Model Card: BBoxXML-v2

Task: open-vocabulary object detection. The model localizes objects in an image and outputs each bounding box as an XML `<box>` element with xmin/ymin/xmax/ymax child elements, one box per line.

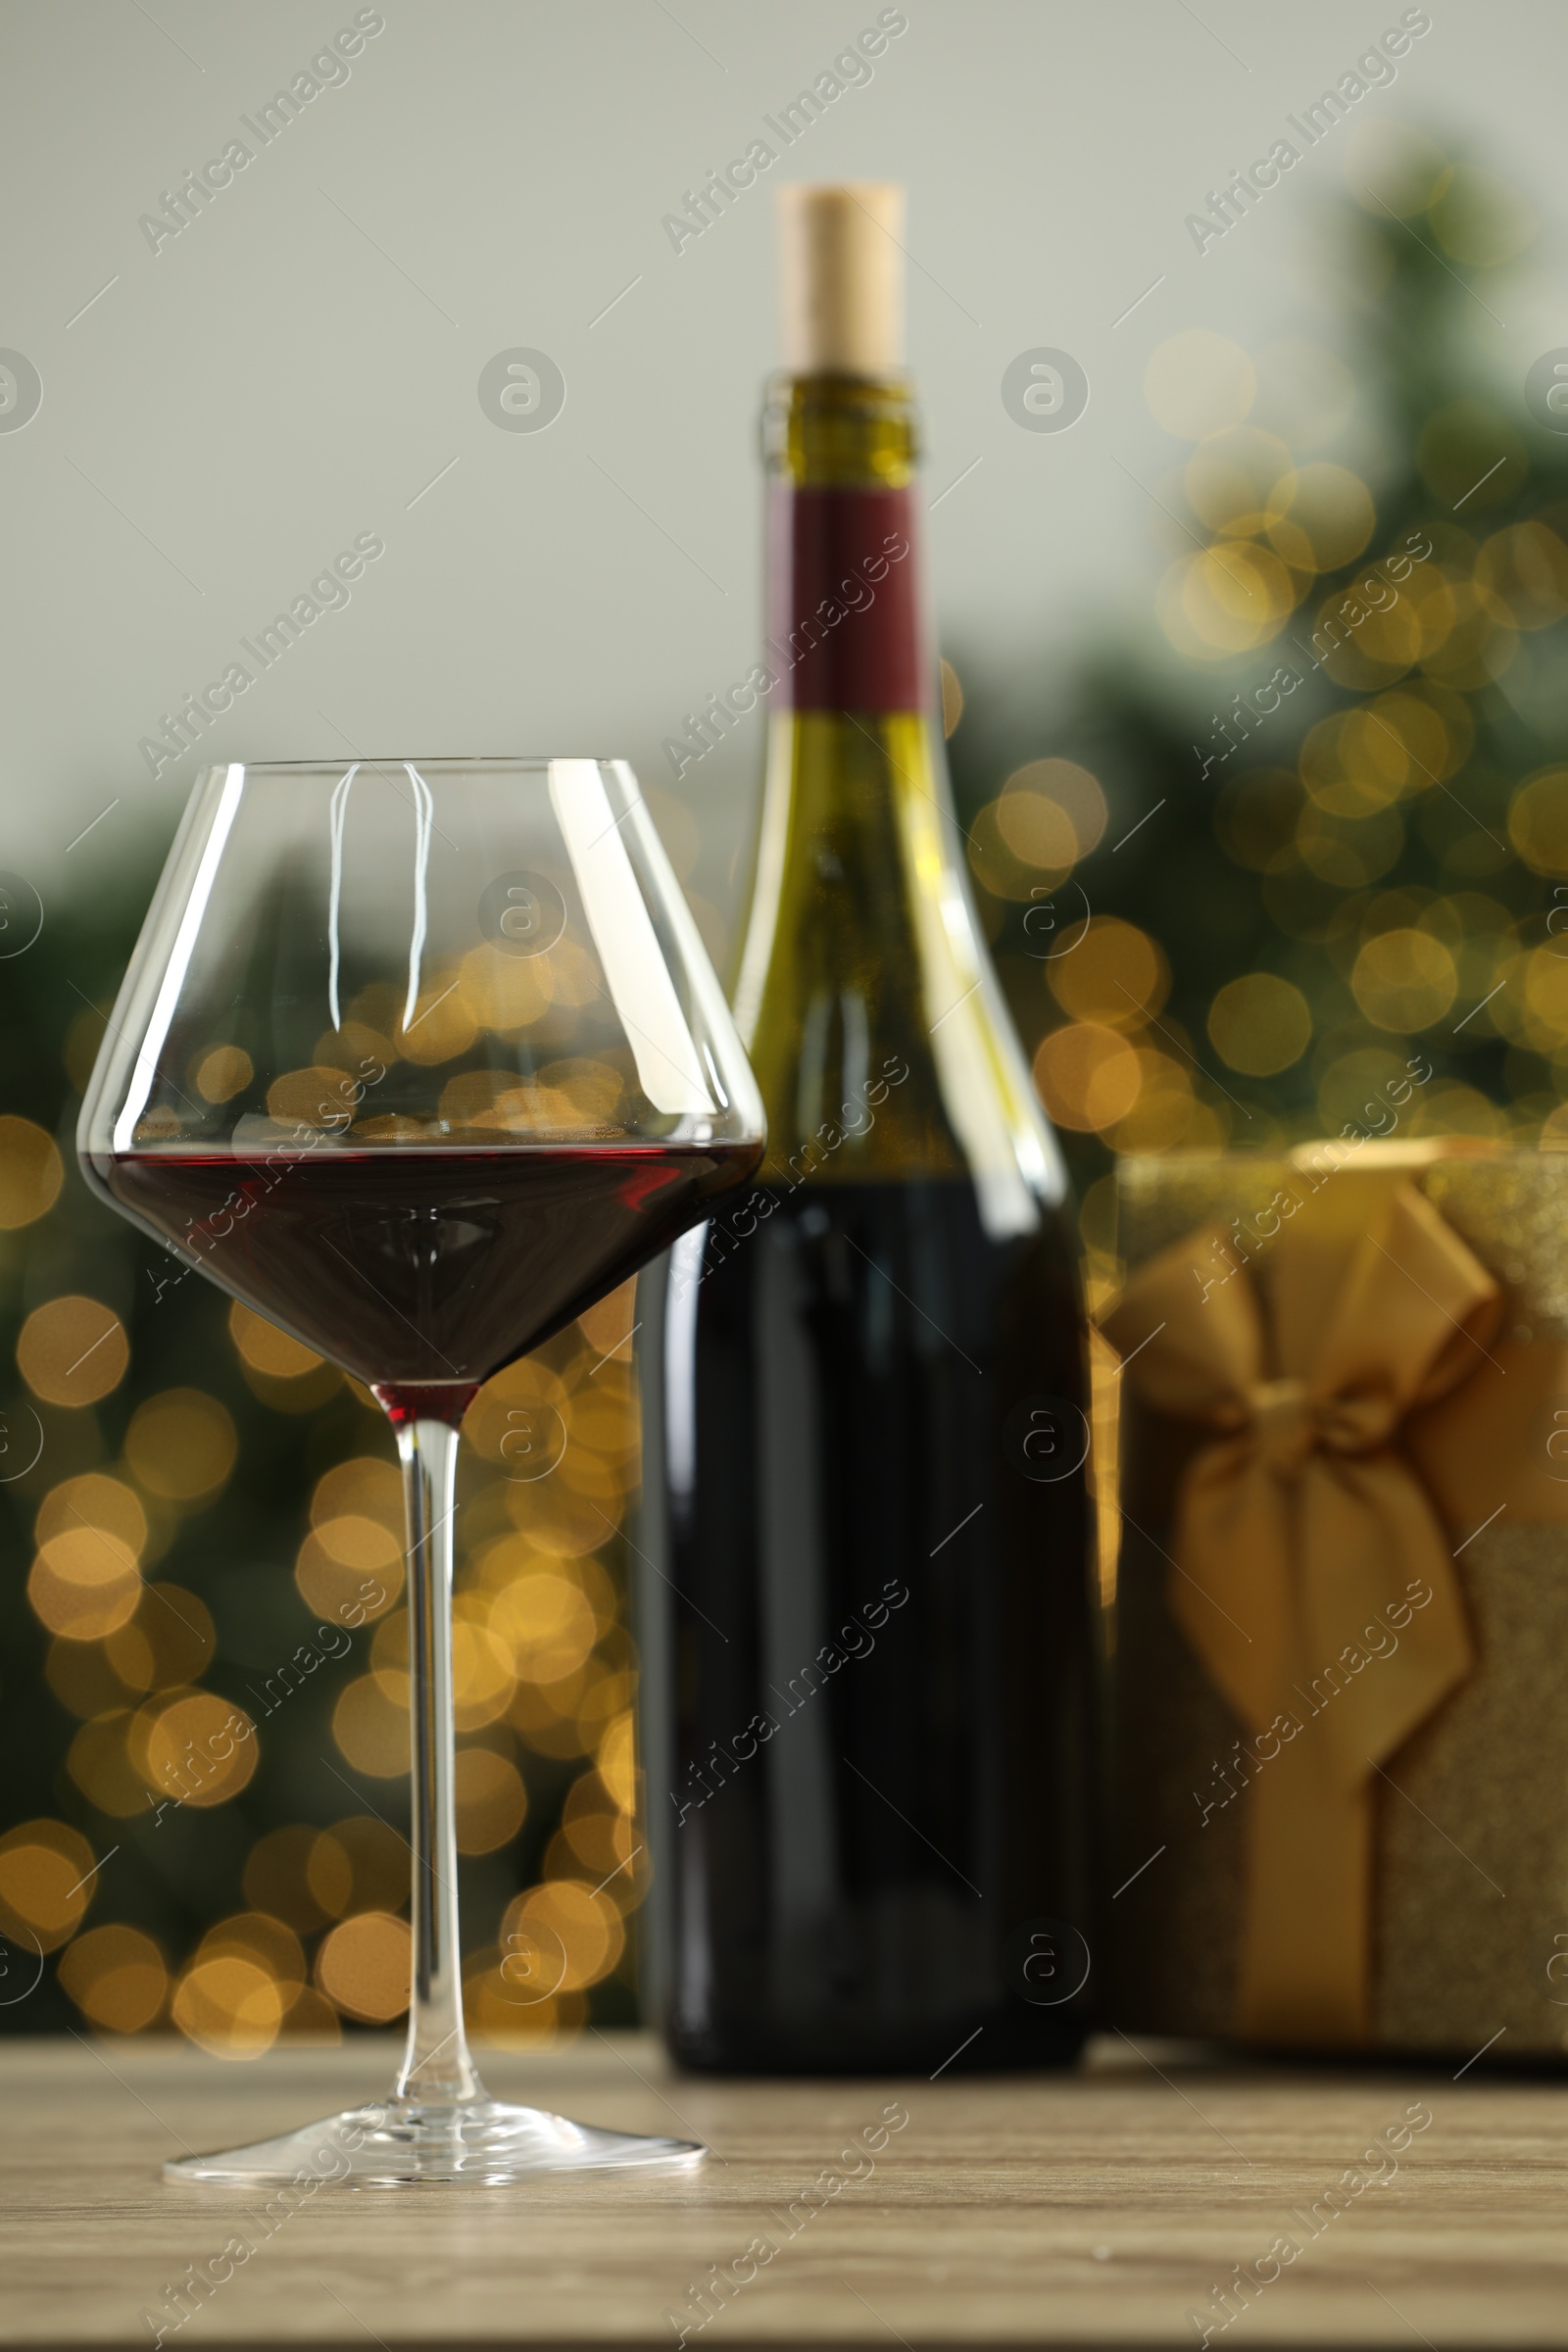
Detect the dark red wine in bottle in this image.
<box><xmin>637</xmin><ymin>186</ymin><xmax>1095</xmax><ymax>2074</ymax></box>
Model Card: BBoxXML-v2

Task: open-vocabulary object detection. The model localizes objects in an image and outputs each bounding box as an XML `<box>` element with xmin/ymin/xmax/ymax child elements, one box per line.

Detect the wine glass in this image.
<box><xmin>77</xmin><ymin>757</ymin><xmax>764</xmax><ymax>2184</ymax></box>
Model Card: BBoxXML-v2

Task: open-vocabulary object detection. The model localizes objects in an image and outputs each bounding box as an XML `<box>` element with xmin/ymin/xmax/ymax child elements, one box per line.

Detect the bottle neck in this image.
<box><xmin>760</xmin><ymin>373</ymin><xmax>928</xmax><ymax>719</ymax></box>
<box><xmin>735</xmin><ymin>374</ymin><xmax>1060</xmax><ymax>1226</ymax></box>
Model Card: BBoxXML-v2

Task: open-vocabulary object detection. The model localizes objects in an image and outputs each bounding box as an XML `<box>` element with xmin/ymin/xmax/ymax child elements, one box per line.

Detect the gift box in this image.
<box><xmin>1102</xmin><ymin>1136</ymin><xmax>1568</xmax><ymax>2056</ymax></box>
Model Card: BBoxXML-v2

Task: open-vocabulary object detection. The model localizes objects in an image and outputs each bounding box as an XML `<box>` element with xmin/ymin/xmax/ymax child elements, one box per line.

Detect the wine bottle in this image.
<box><xmin>637</xmin><ymin>184</ymin><xmax>1094</xmax><ymax>2073</ymax></box>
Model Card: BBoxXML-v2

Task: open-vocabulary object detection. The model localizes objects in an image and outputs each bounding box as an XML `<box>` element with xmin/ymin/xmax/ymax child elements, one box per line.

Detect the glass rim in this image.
<box><xmin>191</xmin><ymin>754</ymin><xmax>629</xmax><ymax>774</ymax></box>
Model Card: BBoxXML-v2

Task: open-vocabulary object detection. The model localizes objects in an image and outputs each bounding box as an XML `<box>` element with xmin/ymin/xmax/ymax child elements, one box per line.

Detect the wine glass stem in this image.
<box><xmin>393</xmin><ymin>1415</ymin><xmax>483</xmax><ymax>2106</ymax></box>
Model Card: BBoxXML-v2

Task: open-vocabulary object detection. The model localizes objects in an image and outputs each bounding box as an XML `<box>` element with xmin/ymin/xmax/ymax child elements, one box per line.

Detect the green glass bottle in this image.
<box><xmin>640</xmin><ymin>184</ymin><xmax>1094</xmax><ymax>2073</ymax></box>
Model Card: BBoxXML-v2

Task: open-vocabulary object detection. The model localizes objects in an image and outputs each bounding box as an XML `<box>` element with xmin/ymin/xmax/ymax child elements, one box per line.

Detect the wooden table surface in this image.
<box><xmin>3</xmin><ymin>2031</ymin><xmax>1568</xmax><ymax>2349</ymax></box>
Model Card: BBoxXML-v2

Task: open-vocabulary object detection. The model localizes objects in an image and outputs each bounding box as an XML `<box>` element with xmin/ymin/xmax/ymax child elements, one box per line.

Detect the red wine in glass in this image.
<box><xmin>104</xmin><ymin>1142</ymin><xmax>759</xmax><ymax>1412</ymax></box>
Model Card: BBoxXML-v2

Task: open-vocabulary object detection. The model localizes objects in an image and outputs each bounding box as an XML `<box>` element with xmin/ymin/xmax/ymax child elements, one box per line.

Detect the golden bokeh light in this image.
<box><xmin>1185</xmin><ymin>426</ymin><xmax>1293</xmax><ymax>537</ymax></box>
<box><xmin>510</xmin><ymin>1645</ymin><xmax>632</xmax><ymax>1759</ymax></box>
<box><xmin>438</xmin><ymin>1062</ymin><xmax>627</xmax><ymax>1140</ymax></box>
<box><xmin>502</xmin><ymin>1880</ymin><xmax>625</xmax><ymax>1994</ymax></box>
<box><xmin>313</xmin><ymin>1454</ymin><xmax>403</xmax><ymax>1528</ymax></box>
<box><xmin>1365</xmin><ymin>689</ymin><xmax>1464</xmax><ymax>786</ymax></box>
<box><xmin>1266</xmin><ymin>463</ymin><xmax>1376</xmax><ymax>575</ymax></box>
<box><xmin>332</xmin><ymin>1001</ymin><xmax>401</xmax><ymax>1068</ymax></box>
<box><xmin>459</xmin><ymin>943</ymin><xmax>553</xmax><ymax>1036</ymax></box>
<box><xmin>197</xmin><ymin>1910</ymin><xmax>306</xmax><ymax>1997</ymax></box>
<box><xmin>464</xmin><ymin>1355</ymin><xmax>571</xmax><ymax>1470</ymax></box>
<box><xmin>1408</xmin><ymin>1081</ymin><xmax>1511</xmax><ymax>1139</ymax></box>
<box><xmin>1047</xmin><ymin>917</ymin><xmax>1168</xmax><ymax>1029</ymax></box>
<box><xmin>551</xmin><ymin>1769</ymin><xmax>639</xmax><ymax>1896</ymax></box>
<box><xmin>454</xmin><ymin>1746</ymin><xmax>528</xmax><ymax>1854</ymax></box>
<box><xmin>295</xmin><ymin>1512</ymin><xmax>404</xmax><ymax>1626</ymax></box>
<box><xmin>172</xmin><ymin>1954</ymin><xmax>283</xmax><ymax>2057</ymax></box>
<box><xmin>1032</xmin><ymin>1023</ymin><xmax>1143</xmax><ymax>1135</ymax></box>
<box><xmin>0</xmin><ymin>1819</ymin><xmax>97</xmax><ymax>1952</ymax></box>
<box><xmin>17</xmin><ymin>1296</ymin><xmax>128</xmax><ymax>1406</ymax></box>
<box><xmin>1296</xmin><ymin>803</ymin><xmax>1404</xmax><ymax>889</ymax></box>
<box><xmin>243</xmin><ymin>1825</ymin><xmax>331</xmax><ymax>1933</ymax></box>
<box><xmin>1315</xmin><ymin>1048</ymin><xmax>1410</xmax><ymax>1135</ymax></box>
<box><xmin>103</xmin><ymin>1583</ymin><xmax>216</xmax><ymax>1692</ymax></box>
<box><xmin>1508</xmin><ymin>770</ymin><xmax>1568</xmax><ymax>876</ymax></box>
<box><xmin>307</xmin><ymin>1815</ymin><xmax>410</xmax><ymax>1920</ymax></box>
<box><xmin>1173</xmin><ymin>542</ymin><xmax>1297</xmax><ymax>656</ymax></box>
<box><xmin>1313</xmin><ymin>598</ymin><xmax>1423</xmax><ymax>691</ymax></box>
<box><xmin>1144</xmin><ymin>330</ymin><xmax>1255</xmax><ymax>440</ymax></box>
<box><xmin>193</xmin><ymin>1045</ymin><xmax>254</xmax><ymax>1104</ymax></box>
<box><xmin>280</xmin><ymin>1986</ymin><xmax>344</xmax><ymax>2041</ymax></box>
<box><xmin>332</xmin><ymin>1673</ymin><xmax>409</xmax><ymax>1777</ymax></box>
<box><xmin>47</xmin><ymin>1633</ymin><xmax>138</xmax><ymax>1723</ymax></box>
<box><xmin>140</xmin><ymin>1691</ymin><xmax>258</xmax><ymax>1809</ymax></box>
<box><xmin>228</xmin><ymin>1300</ymin><xmax>323</xmax><ymax>1380</ymax></box>
<box><xmin>463</xmin><ymin>1949</ymin><xmax>580</xmax><ymax>2041</ymax></box>
<box><xmin>316</xmin><ymin>1910</ymin><xmax>411</xmax><ymax>2022</ymax></box>
<box><xmin>124</xmin><ymin>1390</ymin><xmax>237</xmax><ymax>1501</ymax></box>
<box><xmin>451</xmin><ymin>1614</ymin><xmax>517</xmax><ymax>1730</ymax></box>
<box><xmin>597</xmin><ymin>1713</ymin><xmax>637</xmax><ymax>1814</ymax></box>
<box><xmin>0</xmin><ymin>1116</ymin><xmax>63</xmax><ymax>1230</ymax></box>
<box><xmin>398</xmin><ymin>969</ymin><xmax>480</xmax><ymax>1066</ymax></box>
<box><xmin>1523</xmin><ymin>945</ymin><xmax>1568</xmax><ymax>1045</ymax></box>
<box><xmin>542</xmin><ymin>937</ymin><xmax>600</xmax><ymax>1009</ymax></box>
<box><xmin>1300</xmin><ymin>708</ymin><xmax>1410</xmax><ymax>816</ymax></box>
<box><xmin>66</xmin><ymin>1712</ymin><xmax>147</xmax><ymax>1818</ymax></box>
<box><xmin>502</xmin><ymin>1467</ymin><xmax>617</xmax><ymax>1556</ymax></box>
<box><xmin>965</xmin><ymin>805</ymin><xmax>1049</xmax><ymax>904</ymax></box>
<box><xmin>994</xmin><ymin>792</ymin><xmax>1076</xmax><ymax>871</ymax></box>
<box><xmin>57</xmin><ymin>1924</ymin><xmax>168</xmax><ymax>2033</ymax></box>
<box><xmin>27</xmin><ymin>1526</ymin><xmax>142</xmax><ymax>1642</ymax></box>
<box><xmin>998</xmin><ymin>758</ymin><xmax>1107</xmax><ymax>866</ymax></box>
<box><xmin>1419</xmin><ymin>579</ymin><xmax>1518</xmax><ymax>691</ymax></box>
<box><xmin>1206</xmin><ymin>974</ymin><xmax>1312</xmax><ymax>1076</ymax></box>
<box><xmin>1104</xmin><ymin>1050</ymin><xmax>1197</xmax><ymax>1152</ymax></box>
<box><xmin>265</xmin><ymin>1064</ymin><xmax>357</xmax><ymax>1129</ymax></box>
<box><xmin>489</xmin><ymin>1571</ymin><xmax>600</xmax><ymax>1685</ymax></box>
<box><xmin>578</xmin><ymin>1277</ymin><xmax>637</xmax><ymax>1362</ymax></box>
<box><xmin>1502</xmin><ymin>945</ymin><xmax>1568</xmax><ymax>1054</ymax></box>
<box><xmin>35</xmin><ymin>1472</ymin><xmax>146</xmax><ymax>1558</ymax></box>
<box><xmin>1350</xmin><ymin>927</ymin><xmax>1459</xmax><ymax>1031</ymax></box>
<box><xmin>564</xmin><ymin>1385</ymin><xmax>638</xmax><ymax>1474</ymax></box>
<box><xmin>535</xmin><ymin>1058</ymin><xmax>627</xmax><ymax>1129</ymax></box>
<box><xmin>131</xmin><ymin>1108</ymin><xmax>182</xmax><ymax>1144</ymax></box>
<box><xmin>1475</xmin><ymin>522</ymin><xmax>1568</xmax><ymax>631</ymax></box>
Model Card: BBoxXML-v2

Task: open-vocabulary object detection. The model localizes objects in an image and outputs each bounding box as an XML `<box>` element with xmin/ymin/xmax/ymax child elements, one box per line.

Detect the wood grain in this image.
<box><xmin>2</xmin><ymin>2031</ymin><xmax>1566</xmax><ymax>2347</ymax></box>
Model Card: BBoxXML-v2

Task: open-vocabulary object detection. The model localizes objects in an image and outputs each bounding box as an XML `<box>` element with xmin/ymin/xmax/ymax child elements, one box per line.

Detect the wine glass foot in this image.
<box><xmin>163</xmin><ymin>2095</ymin><xmax>704</xmax><ymax>2187</ymax></box>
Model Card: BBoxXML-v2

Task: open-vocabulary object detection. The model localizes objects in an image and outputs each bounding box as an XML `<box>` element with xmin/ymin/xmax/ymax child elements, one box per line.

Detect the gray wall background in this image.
<box><xmin>1</xmin><ymin>0</ymin><xmax>1561</xmax><ymax>942</ymax></box>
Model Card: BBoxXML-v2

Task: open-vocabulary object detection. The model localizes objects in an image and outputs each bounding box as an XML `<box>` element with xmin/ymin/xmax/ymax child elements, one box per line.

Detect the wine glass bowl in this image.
<box><xmin>82</xmin><ymin>758</ymin><xmax>762</xmax><ymax>1411</ymax></box>
<box><xmin>77</xmin><ymin>757</ymin><xmax>764</xmax><ymax>2183</ymax></box>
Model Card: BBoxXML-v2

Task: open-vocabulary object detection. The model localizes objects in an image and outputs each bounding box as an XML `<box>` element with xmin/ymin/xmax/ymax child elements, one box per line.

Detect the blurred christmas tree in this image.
<box><xmin>950</xmin><ymin>126</ymin><xmax>1568</xmax><ymax>1299</ymax></box>
<box><xmin>0</xmin><ymin>858</ymin><xmax>645</xmax><ymax>2044</ymax></box>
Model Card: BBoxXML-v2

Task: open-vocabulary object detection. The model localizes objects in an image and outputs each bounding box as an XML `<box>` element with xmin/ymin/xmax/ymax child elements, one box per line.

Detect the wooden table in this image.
<box><xmin>3</xmin><ymin>2031</ymin><xmax>1567</xmax><ymax>2348</ymax></box>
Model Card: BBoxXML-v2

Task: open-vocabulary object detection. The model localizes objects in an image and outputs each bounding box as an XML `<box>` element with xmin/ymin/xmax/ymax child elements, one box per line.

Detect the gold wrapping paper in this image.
<box><xmin>1105</xmin><ymin>1143</ymin><xmax>1568</xmax><ymax>2057</ymax></box>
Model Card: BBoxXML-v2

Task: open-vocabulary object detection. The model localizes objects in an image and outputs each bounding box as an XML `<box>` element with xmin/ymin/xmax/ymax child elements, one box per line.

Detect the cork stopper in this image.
<box><xmin>776</xmin><ymin>182</ymin><xmax>905</xmax><ymax>376</ymax></box>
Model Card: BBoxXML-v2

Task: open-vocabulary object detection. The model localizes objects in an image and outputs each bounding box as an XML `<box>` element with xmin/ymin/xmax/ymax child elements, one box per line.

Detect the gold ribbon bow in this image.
<box><xmin>1103</xmin><ymin>1163</ymin><xmax>1511</xmax><ymax>2046</ymax></box>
